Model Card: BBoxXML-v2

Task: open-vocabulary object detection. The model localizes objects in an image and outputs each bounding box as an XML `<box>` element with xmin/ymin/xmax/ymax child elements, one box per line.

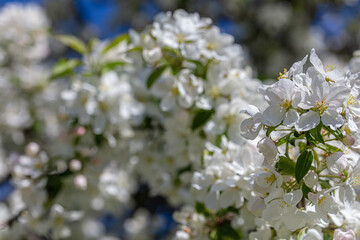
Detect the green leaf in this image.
<box><xmin>102</xmin><ymin>34</ymin><xmax>129</xmax><ymax>54</ymax></box>
<box><xmin>46</xmin><ymin>174</ymin><xmax>63</xmax><ymax>201</ymax></box>
<box><xmin>298</xmin><ymin>227</ymin><xmax>308</xmax><ymax>240</ymax></box>
<box><xmin>103</xmin><ymin>61</ymin><xmax>126</xmax><ymax>70</ymax></box>
<box><xmin>324</xmin><ymin>143</ymin><xmax>342</xmax><ymax>153</ymax></box>
<box><xmin>191</xmin><ymin>110</ymin><xmax>214</xmax><ymax>130</ymax></box>
<box><xmin>217</xmin><ymin>222</ymin><xmax>242</xmax><ymax>240</ymax></box>
<box><xmin>277</xmin><ymin>156</ymin><xmax>295</xmax><ymax>175</ymax></box>
<box><xmin>309</xmin><ymin>123</ymin><xmax>324</xmax><ymax>144</ymax></box>
<box><xmin>56</xmin><ymin>34</ymin><xmax>87</xmax><ymax>54</ymax></box>
<box><xmin>146</xmin><ymin>65</ymin><xmax>167</xmax><ymax>89</ymax></box>
<box><xmin>266</xmin><ymin>126</ymin><xmax>276</xmax><ymax>137</ymax></box>
<box><xmin>195</xmin><ymin>202</ymin><xmax>211</xmax><ymax>217</ymax></box>
<box><xmin>302</xmin><ymin>184</ymin><xmax>312</xmax><ymax>199</ymax></box>
<box><xmin>305</xmin><ymin>132</ymin><xmax>316</xmax><ymax>145</ymax></box>
<box><xmin>295</xmin><ymin>150</ymin><xmax>313</xmax><ymax>183</ymax></box>
<box><xmin>276</xmin><ymin>137</ymin><xmax>287</xmax><ymax>146</ymax></box>
<box><xmin>298</xmin><ymin>142</ymin><xmax>307</xmax><ymax>152</ymax></box>
<box><xmin>289</xmin><ymin>137</ymin><xmax>296</xmax><ymax>146</ymax></box>
<box><xmin>50</xmin><ymin>58</ymin><xmax>81</xmax><ymax>79</ymax></box>
<box><xmin>319</xmin><ymin>179</ymin><xmax>332</xmax><ymax>189</ymax></box>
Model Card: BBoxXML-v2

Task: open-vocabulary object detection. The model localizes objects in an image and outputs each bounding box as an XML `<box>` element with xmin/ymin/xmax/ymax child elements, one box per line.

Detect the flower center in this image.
<box><xmin>318</xmin><ymin>196</ymin><xmax>326</xmax><ymax>205</ymax></box>
<box><xmin>209</xmin><ymin>86</ymin><xmax>220</xmax><ymax>98</ymax></box>
<box><xmin>207</xmin><ymin>42</ymin><xmax>217</xmax><ymax>51</ymax></box>
<box><xmin>316</xmin><ymin>99</ymin><xmax>328</xmax><ymax>115</ymax></box>
<box><xmin>171</xmin><ymin>86</ymin><xmax>179</xmax><ymax>96</ymax></box>
<box><xmin>280</xmin><ymin>99</ymin><xmax>292</xmax><ymax>109</ymax></box>
<box><xmin>265</xmin><ymin>174</ymin><xmax>275</xmax><ymax>184</ymax></box>
<box><xmin>347</xmin><ymin>94</ymin><xmax>357</xmax><ymax>107</ymax></box>
<box><xmin>278</xmin><ymin>68</ymin><xmax>288</xmax><ymax>80</ymax></box>
<box><xmin>176</xmin><ymin>33</ymin><xmax>186</xmax><ymax>43</ymax></box>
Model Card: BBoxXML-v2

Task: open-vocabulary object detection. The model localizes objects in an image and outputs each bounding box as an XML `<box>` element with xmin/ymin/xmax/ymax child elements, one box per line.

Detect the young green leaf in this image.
<box><xmin>266</xmin><ymin>126</ymin><xmax>276</xmax><ymax>137</ymax></box>
<box><xmin>318</xmin><ymin>179</ymin><xmax>332</xmax><ymax>189</ymax></box>
<box><xmin>146</xmin><ymin>65</ymin><xmax>167</xmax><ymax>89</ymax></box>
<box><xmin>277</xmin><ymin>156</ymin><xmax>295</xmax><ymax>175</ymax></box>
<box><xmin>56</xmin><ymin>34</ymin><xmax>87</xmax><ymax>54</ymax></box>
<box><xmin>309</xmin><ymin>123</ymin><xmax>324</xmax><ymax>143</ymax></box>
<box><xmin>102</xmin><ymin>34</ymin><xmax>129</xmax><ymax>54</ymax></box>
<box><xmin>216</xmin><ymin>222</ymin><xmax>242</xmax><ymax>240</ymax></box>
<box><xmin>50</xmin><ymin>58</ymin><xmax>81</xmax><ymax>79</ymax></box>
<box><xmin>191</xmin><ymin>110</ymin><xmax>213</xmax><ymax>130</ymax></box>
<box><xmin>298</xmin><ymin>227</ymin><xmax>308</xmax><ymax>240</ymax></box>
<box><xmin>195</xmin><ymin>202</ymin><xmax>211</xmax><ymax>217</ymax></box>
<box><xmin>295</xmin><ymin>150</ymin><xmax>313</xmax><ymax>183</ymax></box>
<box><xmin>302</xmin><ymin>184</ymin><xmax>312</xmax><ymax>199</ymax></box>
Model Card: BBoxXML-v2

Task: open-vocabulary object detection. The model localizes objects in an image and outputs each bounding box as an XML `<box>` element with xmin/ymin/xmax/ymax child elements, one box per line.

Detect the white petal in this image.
<box><xmin>296</xmin><ymin>110</ymin><xmax>320</xmax><ymax>131</ymax></box>
<box><xmin>261</xmin><ymin>105</ymin><xmax>286</xmax><ymax>126</ymax></box>
<box><xmin>284</xmin><ymin>189</ymin><xmax>302</xmax><ymax>206</ymax></box>
<box><xmin>93</xmin><ymin>113</ymin><xmax>106</xmax><ymax>134</ymax></box>
<box><xmin>321</xmin><ymin>109</ymin><xmax>344</xmax><ymax>130</ymax></box>
<box><xmin>219</xmin><ymin>188</ymin><xmax>237</xmax><ymax>208</ymax></box>
<box><xmin>160</xmin><ymin>94</ymin><xmax>176</xmax><ymax>111</ymax></box>
<box><xmin>262</xmin><ymin>200</ymin><xmax>282</xmax><ymax>222</ymax></box>
<box><xmin>289</xmin><ymin>55</ymin><xmax>308</xmax><ymax>76</ymax></box>
<box><xmin>210</xmin><ymin>180</ymin><xmax>227</xmax><ymax>192</ymax></box>
<box><xmin>282</xmin><ymin>209</ymin><xmax>306</xmax><ymax>231</ymax></box>
<box><xmin>205</xmin><ymin>191</ymin><xmax>218</xmax><ymax>210</ymax></box>
<box><xmin>326</xmin><ymin>85</ymin><xmax>350</xmax><ymax>108</ymax></box>
<box><xmin>325</xmin><ymin>69</ymin><xmax>344</xmax><ymax>82</ymax></box>
<box><xmin>283</xmin><ymin>109</ymin><xmax>299</xmax><ymax>127</ymax></box>
<box><xmin>310</xmin><ymin>48</ymin><xmax>325</xmax><ymax>75</ymax></box>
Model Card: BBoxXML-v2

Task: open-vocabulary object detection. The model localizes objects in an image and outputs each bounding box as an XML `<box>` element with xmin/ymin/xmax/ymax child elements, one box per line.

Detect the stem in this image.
<box><xmin>325</xmin><ymin>138</ymin><xmax>337</xmax><ymax>142</ymax></box>
<box><xmin>319</xmin><ymin>174</ymin><xmax>342</xmax><ymax>179</ymax></box>
<box><xmin>285</xmin><ymin>134</ymin><xmax>290</xmax><ymax>158</ymax></box>
<box><xmin>312</xmin><ymin>149</ymin><xmax>320</xmax><ymax>170</ymax></box>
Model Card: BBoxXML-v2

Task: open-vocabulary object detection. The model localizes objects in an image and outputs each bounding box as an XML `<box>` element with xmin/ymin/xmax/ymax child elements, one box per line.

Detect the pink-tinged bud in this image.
<box><xmin>342</xmin><ymin>135</ymin><xmax>355</xmax><ymax>147</ymax></box>
<box><xmin>333</xmin><ymin>229</ymin><xmax>355</xmax><ymax>240</ymax></box>
<box><xmin>69</xmin><ymin>159</ymin><xmax>82</xmax><ymax>172</ymax></box>
<box><xmin>74</xmin><ymin>174</ymin><xmax>87</xmax><ymax>190</ymax></box>
<box><xmin>75</xmin><ymin>126</ymin><xmax>86</xmax><ymax>136</ymax></box>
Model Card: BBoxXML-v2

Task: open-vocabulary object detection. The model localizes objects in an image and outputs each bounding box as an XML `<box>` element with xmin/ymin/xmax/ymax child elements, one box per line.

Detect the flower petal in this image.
<box><xmin>310</xmin><ymin>48</ymin><xmax>325</xmax><ymax>75</ymax></box>
<box><xmin>283</xmin><ymin>109</ymin><xmax>299</xmax><ymax>127</ymax></box>
<box><xmin>261</xmin><ymin>105</ymin><xmax>286</xmax><ymax>126</ymax></box>
<box><xmin>321</xmin><ymin>109</ymin><xmax>344</xmax><ymax>130</ymax></box>
<box><xmin>296</xmin><ymin>110</ymin><xmax>320</xmax><ymax>131</ymax></box>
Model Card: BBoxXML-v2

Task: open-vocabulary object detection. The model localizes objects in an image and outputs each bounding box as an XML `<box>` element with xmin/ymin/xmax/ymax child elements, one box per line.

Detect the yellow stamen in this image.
<box><xmin>265</xmin><ymin>175</ymin><xmax>275</xmax><ymax>184</ymax></box>
<box><xmin>316</xmin><ymin>99</ymin><xmax>328</xmax><ymax>115</ymax></box>
<box><xmin>318</xmin><ymin>196</ymin><xmax>326</xmax><ymax>205</ymax></box>
<box><xmin>207</xmin><ymin>42</ymin><xmax>217</xmax><ymax>51</ymax></box>
<box><xmin>326</xmin><ymin>65</ymin><xmax>336</xmax><ymax>72</ymax></box>
<box><xmin>171</xmin><ymin>86</ymin><xmax>179</xmax><ymax>96</ymax></box>
<box><xmin>280</xmin><ymin>99</ymin><xmax>292</xmax><ymax>109</ymax></box>
<box><xmin>347</xmin><ymin>94</ymin><xmax>358</xmax><ymax>107</ymax></box>
<box><xmin>209</xmin><ymin>86</ymin><xmax>220</xmax><ymax>98</ymax></box>
<box><xmin>278</xmin><ymin>68</ymin><xmax>288</xmax><ymax>80</ymax></box>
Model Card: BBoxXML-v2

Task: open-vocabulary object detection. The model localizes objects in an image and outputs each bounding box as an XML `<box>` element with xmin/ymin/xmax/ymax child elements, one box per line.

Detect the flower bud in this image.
<box><xmin>333</xmin><ymin>229</ymin><xmax>355</xmax><ymax>240</ymax></box>
<box><xmin>69</xmin><ymin>159</ymin><xmax>82</xmax><ymax>172</ymax></box>
<box><xmin>342</xmin><ymin>135</ymin><xmax>355</xmax><ymax>147</ymax></box>
<box><xmin>74</xmin><ymin>174</ymin><xmax>87</xmax><ymax>190</ymax></box>
<box><xmin>25</xmin><ymin>142</ymin><xmax>40</xmax><ymax>157</ymax></box>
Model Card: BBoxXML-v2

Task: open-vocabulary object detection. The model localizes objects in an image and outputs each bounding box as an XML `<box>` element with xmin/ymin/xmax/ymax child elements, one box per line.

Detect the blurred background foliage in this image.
<box><xmin>1</xmin><ymin>0</ymin><xmax>359</xmax><ymax>78</ymax></box>
<box><xmin>24</xmin><ymin>0</ymin><xmax>360</xmax><ymax>79</ymax></box>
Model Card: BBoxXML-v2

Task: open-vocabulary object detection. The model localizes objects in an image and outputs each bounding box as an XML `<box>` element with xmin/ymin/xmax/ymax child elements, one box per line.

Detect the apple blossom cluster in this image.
<box><xmin>2</xmin><ymin>3</ymin><xmax>360</xmax><ymax>240</ymax></box>
<box><xmin>238</xmin><ymin>48</ymin><xmax>360</xmax><ymax>239</ymax></box>
<box><xmin>125</xmin><ymin>10</ymin><xmax>265</xmax><ymax>207</ymax></box>
<box><xmin>0</xmin><ymin>4</ymin><xmax>139</xmax><ymax>240</ymax></box>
